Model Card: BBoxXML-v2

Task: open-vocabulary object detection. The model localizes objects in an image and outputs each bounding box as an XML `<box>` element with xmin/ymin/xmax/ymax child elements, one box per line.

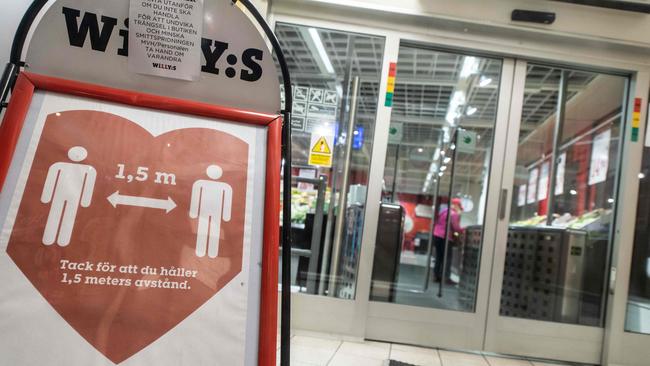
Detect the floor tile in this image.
<box><xmin>337</xmin><ymin>341</ymin><xmax>390</xmax><ymax>360</ymax></box>
<box><xmin>439</xmin><ymin>350</ymin><xmax>489</xmax><ymax>366</ymax></box>
<box><xmin>390</xmin><ymin>345</ymin><xmax>441</xmax><ymax>366</ymax></box>
<box><xmin>328</xmin><ymin>352</ymin><xmax>386</xmax><ymax>366</ymax></box>
<box><xmin>289</xmin><ymin>344</ymin><xmax>339</xmax><ymax>366</ymax></box>
<box><xmin>292</xmin><ymin>335</ymin><xmax>342</xmax><ymax>349</ymax></box>
<box><xmin>485</xmin><ymin>355</ymin><xmax>532</xmax><ymax>366</ymax></box>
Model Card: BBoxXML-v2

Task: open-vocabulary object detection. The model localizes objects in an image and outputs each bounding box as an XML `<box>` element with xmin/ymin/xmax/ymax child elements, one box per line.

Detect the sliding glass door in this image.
<box><xmin>485</xmin><ymin>60</ymin><xmax>630</xmax><ymax>364</ymax></box>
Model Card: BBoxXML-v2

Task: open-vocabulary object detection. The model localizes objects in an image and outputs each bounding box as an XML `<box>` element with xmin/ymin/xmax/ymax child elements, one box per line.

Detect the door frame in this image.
<box><xmin>602</xmin><ymin>71</ymin><xmax>650</xmax><ymax>366</ymax></box>
<box><xmin>364</xmin><ymin>55</ymin><xmax>515</xmax><ymax>351</ymax></box>
<box><xmin>271</xmin><ymin>5</ymin><xmax>650</xmax><ymax>364</ymax></box>
<box><xmin>483</xmin><ymin>59</ymin><xmax>631</xmax><ymax>364</ymax></box>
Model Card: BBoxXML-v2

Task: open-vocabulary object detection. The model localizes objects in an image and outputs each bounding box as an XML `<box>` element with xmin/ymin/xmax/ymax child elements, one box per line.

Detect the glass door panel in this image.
<box><xmin>274</xmin><ymin>23</ymin><xmax>385</xmax><ymax>299</ymax></box>
<box><xmin>369</xmin><ymin>45</ymin><xmax>503</xmax><ymax>312</ymax></box>
<box><xmin>500</xmin><ymin>65</ymin><xmax>626</xmax><ymax>327</ymax></box>
<box><xmin>487</xmin><ymin>60</ymin><xmax>629</xmax><ymax>364</ymax></box>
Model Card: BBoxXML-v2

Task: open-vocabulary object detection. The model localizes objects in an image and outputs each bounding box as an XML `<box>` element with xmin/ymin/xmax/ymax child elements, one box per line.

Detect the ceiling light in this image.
<box><xmin>460</xmin><ymin>56</ymin><xmax>479</xmax><ymax>78</ymax></box>
<box><xmin>639</xmin><ymin>173</ymin><xmax>646</xmax><ymax>179</ymax></box>
<box><xmin>445</xmin><ymin>91</ymin><xmax>466</xmax><ymax>125</ymax></box>
<box><xmin>438</xmin><ymin>172</ymin><xmax>444</xmax><ymax>177</ymax></box>
<box><xmin>308</xmin><ymin>28</ymin><xmax>335</xmax><ymax>74</ymax></box>
<box><xmin>570</xmin><ymin>189</ymin><xmax>577</xmax><ymax>195</ymax></box>
<box><xmin>607</xmin><ymin>198</ymin><xmax>615</xmax><ymax>203</ymax></box>
<box><xmin>466</xmin><ymin>106</ymin><xmax>477</xmax><ymax>116</ymax></box>
<box><xmin>433</xmin><ymin>148</ymin><xmax>441</xmax><ymax>161</ymax></box>
<box><xmin>479</xmin><ymin>76</ymin><xmax>492</xmax><ymax>87</ymax></box>
<box><xmin>440</xmin><ymin>150</ymin><xmax>446</xmax><ymax>156</ymax></box>
<box><xmin>417</xmin><ymin>147</ymin><xmax>424</xmax><ymax>153</ymax></box>
<box><xmin>443</xmin><ymin>157</ymin><xmax>451</xmax><ymax>164</ymax></box>
<box><xmin>440</xmin><ymin>166</ymin><xmax>447</xmax><ymax>172</ymax></box>
<box><xmin>450</xmin><ymin>144</ymin><xmax>456</xmax><ymax>150</ymax></box>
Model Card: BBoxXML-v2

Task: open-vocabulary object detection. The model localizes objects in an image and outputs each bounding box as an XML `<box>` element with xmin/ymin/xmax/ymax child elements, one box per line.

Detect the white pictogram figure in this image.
<box><xmin>190</xmin><ymin>165</ymin><xmax>233</xmax><ymax>258</ymax></box>
<box><xmin>41</xmin><ymin>146</ymin><xmax>96</xmax><ymax>246</ymax></box>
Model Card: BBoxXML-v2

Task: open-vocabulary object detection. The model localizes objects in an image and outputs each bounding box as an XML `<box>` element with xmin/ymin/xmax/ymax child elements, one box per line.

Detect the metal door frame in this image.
<box><xmin>485</xmin><ymin>59</ymin><xmax>650</xmax><ymax>365</ymax></box>
<box><xmin>364</xmin><ymin>55</ymin><xmax>515</xmax><ymax>351</ymax></box>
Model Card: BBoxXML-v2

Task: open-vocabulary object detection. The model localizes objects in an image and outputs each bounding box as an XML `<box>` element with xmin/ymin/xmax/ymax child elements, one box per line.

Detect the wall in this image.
<box><xmin>279</xmin><ymin>0</ymin><xmax>650</xmax><ymax>48</ymax></box>
<box><xmin>0</xmin><ymin>0</ymin><xmax>31</xmax><ymax>66</ymax></box>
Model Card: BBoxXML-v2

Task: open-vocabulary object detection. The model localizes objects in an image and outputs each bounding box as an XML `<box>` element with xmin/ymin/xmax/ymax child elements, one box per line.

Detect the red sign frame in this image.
<box><xmin>0</xmin><ymin>72</ymin><xmax>281</xmax><ymax>365</ymax></box>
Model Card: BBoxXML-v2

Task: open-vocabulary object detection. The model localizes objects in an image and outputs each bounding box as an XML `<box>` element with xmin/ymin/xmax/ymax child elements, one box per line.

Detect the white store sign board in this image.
<box><xmin>0</xmin><ymin>0</ymin><xmax>283</xmax><ymax>365</ymax></box>
<box><xmin>22</xmin><ymin>0</ymin><xmax>280</xmax><ymax>114</ymax></box>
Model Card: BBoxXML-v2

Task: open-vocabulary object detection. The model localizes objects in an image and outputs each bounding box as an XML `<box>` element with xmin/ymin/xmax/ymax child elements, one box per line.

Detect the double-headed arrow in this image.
<box><xmin>107</xmin><ymin>191</ymin><xmax>176</xmax><ymax>213</ymax></box>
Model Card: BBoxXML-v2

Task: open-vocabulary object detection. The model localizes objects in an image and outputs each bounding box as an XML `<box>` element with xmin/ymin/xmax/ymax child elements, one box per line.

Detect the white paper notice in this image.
<box><xmin>129</xmin><ymin>0</ymin><xmax>204</xmax><ymax>81</ymax></box>
<box><xmin>517</xmin><ymin>185</ymin><xmax>526</xmax><ymax>207</ymax></box>
<box><xmin>589</xmin><ymin>129</ymin><xmax>611</xmax><ymax>186</ymax></box>
<box><xmin>555</xmin><ymin>153</ymin><xmax>566</xmax><ymax>195</ymax></box>
<box><xmin>537</xmin><ymin>161</ymin><xmax>549</xmax><ymax>201</ymax></box>
<box><xmin>527</xmin><ymin>168</ymin><xmax>538</xmax><ymax>204</ymax></box>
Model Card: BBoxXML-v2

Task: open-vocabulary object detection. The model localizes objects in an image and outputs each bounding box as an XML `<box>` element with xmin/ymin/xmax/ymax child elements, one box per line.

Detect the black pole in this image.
<box><xmin>7</xmin><ymin>1</ymin><xmax>294</xmax><ymax>365</ymax></box>
<box><xmin>231</xmin><ymin>2</ymin><xmax>293</xmax><ymax>366</ymax></box>
<box><xmin>438</xmin><ymin>130</ymin><xmax>458</xmax><ymax>298</ymax></box>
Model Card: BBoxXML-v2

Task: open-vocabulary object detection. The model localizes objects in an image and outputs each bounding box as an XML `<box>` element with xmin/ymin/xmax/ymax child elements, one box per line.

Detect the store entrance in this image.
<box><xmin>365</xmin><ymin>46</ymin><xmax>630</xmax><ymax>364</ymax></box>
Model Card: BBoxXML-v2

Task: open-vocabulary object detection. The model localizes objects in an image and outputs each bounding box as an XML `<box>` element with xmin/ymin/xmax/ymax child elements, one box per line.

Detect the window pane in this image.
<box><xmin>503</xmin><ymin>65</ymin><xmax>627</xmax><ymax>326</ymax></box>
<box><xmin>275</xmin><ymin>23</ymin><xmax>385</xmax><ymax>299</ymax></box>
<box><xmin>626</xmin><ymin>149</ymin><xmax>650</xmax><ymax>334</ymax></box>
<box><xmin>370</xmin><ymin>46</ymin><xmax>503</xmax><ymax>312</ymax></box>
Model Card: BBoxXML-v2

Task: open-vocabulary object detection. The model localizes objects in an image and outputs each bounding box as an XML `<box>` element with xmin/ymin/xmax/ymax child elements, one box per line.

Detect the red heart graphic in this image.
<box><xmin>6</xmin><ymin>110</ymin><xmax>248</xmax><ymax>364</ymax></box>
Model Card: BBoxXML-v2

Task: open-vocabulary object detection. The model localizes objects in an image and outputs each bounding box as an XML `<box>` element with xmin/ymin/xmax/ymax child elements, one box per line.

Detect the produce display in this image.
<box><xmin>511</xmin><ymin>208</ymin><xmax>611</xmax><ymax>231</ymax></box>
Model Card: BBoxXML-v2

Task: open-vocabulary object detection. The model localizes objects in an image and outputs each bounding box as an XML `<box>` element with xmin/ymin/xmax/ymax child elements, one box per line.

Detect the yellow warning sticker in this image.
<box><xmin>311</xmin><ymin>137</ymin><xmax>332</xmax><ymax>154</ymax></box>
<box><xmin>308</xmin><ymin>133</ymin><xmax>334</xmax><ymax>167</ymax></box>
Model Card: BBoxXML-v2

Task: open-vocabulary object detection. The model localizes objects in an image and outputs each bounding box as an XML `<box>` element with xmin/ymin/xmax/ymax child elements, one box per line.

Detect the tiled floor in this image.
<box><xmin>277</xmin><ymin>331</ymin><xmax>569</xmax><ymax>366</ymax></box>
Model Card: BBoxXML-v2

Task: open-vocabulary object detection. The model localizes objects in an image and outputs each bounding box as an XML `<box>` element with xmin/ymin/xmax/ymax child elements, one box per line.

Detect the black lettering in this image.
<box><xmin>118</xmin><ymin>18</ymin><xmax>129</xmax><ymax>57</ymax></box>
<box><xmin>241</xmin><ymin>48</ymin><xmax>263</xmax><ymax>82</ymax></box>
<box><xmin>201</xmin><ymin>38</ymin><xmax>228</xmax><ymax>75</ymax></box>
<box><xmin>62</xmin><ymin>7</ymin><xmax>117</xmax><ymax>52</ymax></box>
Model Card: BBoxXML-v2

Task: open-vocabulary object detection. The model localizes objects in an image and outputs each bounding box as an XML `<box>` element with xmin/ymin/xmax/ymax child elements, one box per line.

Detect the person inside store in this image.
<box><xmin>433</xmin><ymin>198</ymin><xmax>464</xmax><ymax>285</ymax></box>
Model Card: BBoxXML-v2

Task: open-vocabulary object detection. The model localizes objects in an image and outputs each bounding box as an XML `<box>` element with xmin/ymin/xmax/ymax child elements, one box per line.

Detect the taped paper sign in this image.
<box><xmin>128</xmin><ymin>0</ymin><xmax>205</xmax><ymax>80</ymax></box>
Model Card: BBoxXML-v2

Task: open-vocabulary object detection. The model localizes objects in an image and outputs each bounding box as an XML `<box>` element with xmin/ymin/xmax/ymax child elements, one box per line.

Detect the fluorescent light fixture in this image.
<box><xmin>308</xmin><ymin>28</ymin><xmax>335</xmax><ymax>74</ymax></box>
<box><xmin>460</xmin><ymin>56</ymin><xmax>479</xmax><ymax>78</ymax></box>
<box><xmin>433</xmin><ymin>148</ymin><xmax>441</xmax><ymax>161</ymax></box>
<box><xmin>466</xmin><ymin>106</ymin><xmax>478</xmax><ymax>116</ymax></box>
<box><xmin>443</xmin><ymin>126</ymin><xmax>452</xmax><ymax>143</ymax></box>
<box><xmin>445</xmin><ymin>91</ymin><xmax>466</xmax><ymax>125</ymax></box>
<box><xmin>336</xmin><ymin>85</ymin><xmax>343</xmax><ymax>97</ymax></box>
<box><xmin>479</xmin><ymin>76</ymin><xmax>492</xmax><ymax>87</ymax></box>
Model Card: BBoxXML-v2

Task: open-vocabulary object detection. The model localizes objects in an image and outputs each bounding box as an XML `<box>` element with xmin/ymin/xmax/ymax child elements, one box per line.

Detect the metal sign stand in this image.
<box><xmin>0</xmin><ymin>1</ymin><xmax>293</xmax><ymax>365</ymax></box>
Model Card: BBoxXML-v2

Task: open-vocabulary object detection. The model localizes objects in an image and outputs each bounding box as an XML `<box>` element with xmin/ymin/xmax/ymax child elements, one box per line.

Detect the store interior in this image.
<box><xmin>274</xmin><ymin>19</ymin><xmax>650</xmax><ymax>337</ymax></box>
